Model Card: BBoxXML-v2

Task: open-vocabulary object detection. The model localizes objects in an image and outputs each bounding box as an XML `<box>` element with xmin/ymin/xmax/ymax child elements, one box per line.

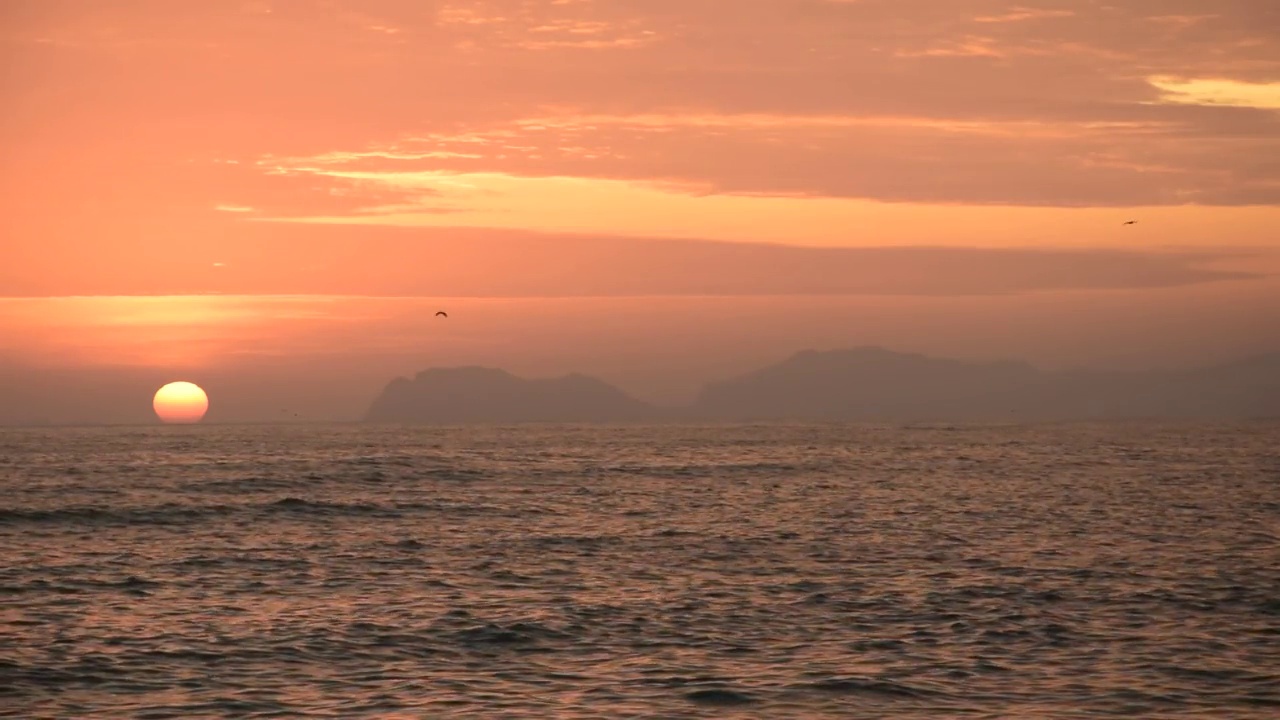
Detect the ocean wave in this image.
<box><xmin>4</xmin><ymin>423</ymin><xmax>1278</xmax><ymax>718</ymax></box>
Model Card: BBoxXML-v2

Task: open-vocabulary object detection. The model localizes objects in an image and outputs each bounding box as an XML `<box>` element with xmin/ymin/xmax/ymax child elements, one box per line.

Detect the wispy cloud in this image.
<box><xmin>2</xmin><ymin>225</ymin><xmax>1264</xmax><ymax>299</ymax></box>
<box><xmin>974</xmin><ymin>7</ymin><xmax>1074</xmax><ymax>24</ymax></box>
<box><xmin>1147</xmin><ymin>76</ymin><xmax>1280</xmax><ymax>110</ymax></box>
<box><xmin>894</xmin><ymin>36</ymin><xmax>1007</xmax><ymax>58</ymax></box>
<box><xmin>253</xmin><ymin>103</ymin><xmax>1280</xmax><ymax>208</ymax></box>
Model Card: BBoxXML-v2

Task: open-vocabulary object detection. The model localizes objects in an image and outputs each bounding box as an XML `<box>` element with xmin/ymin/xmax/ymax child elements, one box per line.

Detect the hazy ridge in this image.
<box><xmin>365</xmin><ymin>347</ymin><xmax>1280</xmax><ymax>423</ymax></box>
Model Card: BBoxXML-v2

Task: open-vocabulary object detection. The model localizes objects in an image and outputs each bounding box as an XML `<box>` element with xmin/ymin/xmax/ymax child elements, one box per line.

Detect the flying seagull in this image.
<box><xmin>436</xmin><ymin>311</ymin><xmax>448</xmax><ymax>318</ymax></box>
<box><xmin>1123</xmin><ymin>220</ymin><xmax>1137</xmax><ymax>225</ymax></box>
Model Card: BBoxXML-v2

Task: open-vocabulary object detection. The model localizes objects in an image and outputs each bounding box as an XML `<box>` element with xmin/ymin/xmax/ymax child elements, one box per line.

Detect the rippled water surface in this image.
<box><xmin>2</xmin><ymin>422</ymin><xmax>1278</xmax><ymax>718</ymax></box>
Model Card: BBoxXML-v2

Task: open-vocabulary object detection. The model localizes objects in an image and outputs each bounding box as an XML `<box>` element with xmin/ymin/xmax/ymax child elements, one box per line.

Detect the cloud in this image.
<box><xmin>0</xmin><ymin>225</ymin><xmax>1262</xmax><ymax>299</ymax></box>
<box><xmin>258</xmin><ymin>106</ymin><xmax>1280</xmax><ymax>207</ymax></box>
<box><xmin>973</xmin><ymin>7</ymin><xmax>1074</xmax><ymax>24</ymax></box>
<box><xmin>1148</xmin><ymin>76</ymin><xmax>1280</xmax><ymax>110</ymax></box>
<box><xmin>2</xmin><ymin>0</ymin><xmax>1278</xmax><ymax>303</ymax></box>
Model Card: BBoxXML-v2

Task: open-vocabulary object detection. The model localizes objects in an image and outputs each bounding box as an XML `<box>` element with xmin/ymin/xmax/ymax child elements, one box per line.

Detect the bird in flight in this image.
<box><xmin>436</xmin><ymin>311</ymin><xmax>448</xmax><ymax>318</ymax></box>
<box><xmin>1123</xmin><ymin>220</ymin><xmax>1137</xmax><ymax>225</ymax></box>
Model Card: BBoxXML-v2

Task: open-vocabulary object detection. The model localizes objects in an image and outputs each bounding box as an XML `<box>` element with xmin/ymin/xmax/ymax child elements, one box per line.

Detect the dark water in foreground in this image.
<box><xmin>2</xmin><ymin>422</ymin><xmax>1278</xmax><ymax>719</ymax></box>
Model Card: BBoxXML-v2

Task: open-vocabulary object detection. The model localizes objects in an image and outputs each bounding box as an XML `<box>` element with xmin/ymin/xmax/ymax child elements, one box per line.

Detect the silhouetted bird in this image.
<box><xmin>1123</xmin><ymin>220</ymin><xmax>1137</xmax><ymax>225</ymax></box>
<box><xmin>436</xmin><ymin>311</ymin><xmax>448</xmax><ymax>318</ymax></box>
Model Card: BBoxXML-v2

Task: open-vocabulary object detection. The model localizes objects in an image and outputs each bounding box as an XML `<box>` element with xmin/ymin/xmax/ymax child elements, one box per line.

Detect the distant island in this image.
<box><xmin>364</xmin><ymin>367</ymin><xmax>659</xmax><ymax>423</ymax></box>
<box><xmin>364</xmin><ymin>347</ymin><xmax>1280</xmax><ymax>423</ymax></box>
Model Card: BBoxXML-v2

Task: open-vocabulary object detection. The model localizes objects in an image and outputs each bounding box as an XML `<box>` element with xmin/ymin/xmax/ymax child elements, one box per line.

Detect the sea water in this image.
<box><xmin>2</xmin><ymin>422</ymin><xmax>1277</xmax><ymax>718</ymax></box>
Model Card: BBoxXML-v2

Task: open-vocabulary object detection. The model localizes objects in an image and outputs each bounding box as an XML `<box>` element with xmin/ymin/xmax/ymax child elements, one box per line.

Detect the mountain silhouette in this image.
<box><xmin>364</xmin><ymin>367</ymin><xmax>658</xmax><ymax>423</ymax></box>
<box><xmin>693</xmin><ymin>347</ymin><xmax>1044</xmax><ymax>421</ymax></box>
<box><xmin>693</xmin><ymin>347</ymin><xmax>1280</xmax><ymax>421</ymax></box>
<box><xmin>364</xmin><ymin>349</ymin><xmax>1280</xmax><ymax>424</ymax></box>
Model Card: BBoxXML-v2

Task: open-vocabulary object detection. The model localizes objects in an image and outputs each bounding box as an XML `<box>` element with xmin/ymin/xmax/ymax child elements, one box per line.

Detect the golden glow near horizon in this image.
<box><xmin>152</xmin><ymin>381</ymin><xmax>210</xmax><ymax>424</ymax></box>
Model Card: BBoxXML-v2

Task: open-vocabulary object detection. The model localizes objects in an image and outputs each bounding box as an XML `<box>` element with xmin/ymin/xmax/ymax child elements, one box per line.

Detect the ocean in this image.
<box><xmin>2</xmin><ymin>422</ymin><xmax>1277</xmax><ymax>718</ymax></box>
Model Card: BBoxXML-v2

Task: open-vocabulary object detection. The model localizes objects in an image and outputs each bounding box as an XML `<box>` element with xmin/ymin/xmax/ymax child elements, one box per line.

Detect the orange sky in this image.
<box><xmin>1</xmin><ymin>0</ymin><xmax>1278</xmax><ymax>422</ymax></box>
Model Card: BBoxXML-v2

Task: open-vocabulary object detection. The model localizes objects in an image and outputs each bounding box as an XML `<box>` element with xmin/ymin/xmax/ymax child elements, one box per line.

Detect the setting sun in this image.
<box><xmin>152</xmin><ymin>381</ymin><xmax>209</xmax><ymax>424</ymax></box>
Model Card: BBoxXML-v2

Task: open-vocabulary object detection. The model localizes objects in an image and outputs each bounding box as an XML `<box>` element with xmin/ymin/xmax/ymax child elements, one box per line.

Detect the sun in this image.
<box><xmin>153</xmin><ymin>381</ymin><xmax>210</xmax><ymax>424</ymax></box>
